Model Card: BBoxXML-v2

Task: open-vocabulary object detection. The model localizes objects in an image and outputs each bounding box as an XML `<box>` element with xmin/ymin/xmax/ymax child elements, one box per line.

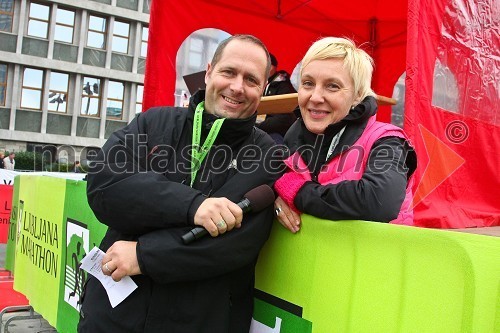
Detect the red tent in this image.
<box><xmin>144</xmin><ymin>0</ymin><xmax>500</xmax><ymax>228</ymax></box>
<box><xmin>143</xmin><ymin>0</ymin><xmax>408</xmax><ymax>123</ymax></box>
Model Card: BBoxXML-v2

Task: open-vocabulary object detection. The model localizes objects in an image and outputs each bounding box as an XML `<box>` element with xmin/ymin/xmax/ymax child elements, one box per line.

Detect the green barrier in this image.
<box><xmin>6</xmin><ymin>175</ymin><xmax>500</xmax><ymax>333</ymax></box>
<box><xmin>8</xmin><ymin>175</ymin><xmax>66</xmax><ymax>324</ymax></box>
<box><xmin>5</xmin><ymin>175</ymin><xmax>107</xmax><ymax>332</ymax></box>
<box><xmin>56</xmin><ymin>178</ymin><xmax>108</xmax><ymax>333</ymax></box>
<box><xmin>253</xmin><ymin>216</ymin><xmax>500</xmax><ymax>332</ymax></box>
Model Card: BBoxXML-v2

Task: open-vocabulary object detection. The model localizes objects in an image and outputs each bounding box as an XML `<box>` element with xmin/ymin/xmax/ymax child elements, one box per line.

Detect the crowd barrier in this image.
<box><xmin>5</xmin><ymin>175</ymin><xmax>500</xmax><ymax>333</ymax></box>
<box><xmin>252</xmin><ymin>218</ymin><xmax>500</xmax><ymax>332</ymax></box>
<box><xmin>5</xmin><ymin>174</ymin><xmax>107</xmax><ymax>333</ymax></box>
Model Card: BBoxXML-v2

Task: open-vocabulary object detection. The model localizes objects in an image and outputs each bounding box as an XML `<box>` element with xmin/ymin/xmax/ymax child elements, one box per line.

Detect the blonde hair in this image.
<box><xmin>300</xmin><ymin>37</ymin><xmax>375</xmax><ymax>102</ymax></box>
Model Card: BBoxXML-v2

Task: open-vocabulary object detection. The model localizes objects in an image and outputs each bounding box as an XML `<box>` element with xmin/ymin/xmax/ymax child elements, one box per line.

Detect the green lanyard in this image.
<box><xmin>190</xmin><ymin>101</ymin><xmax>225</xmax><ymax>187</ymax></box>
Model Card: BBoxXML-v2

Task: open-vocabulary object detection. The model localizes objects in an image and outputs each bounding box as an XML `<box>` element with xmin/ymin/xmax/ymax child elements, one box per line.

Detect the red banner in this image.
<box><xmin>0</xmin><ymin>184</ymin><xmax>13</xmax><ymax>243</ymax></box>
<box><xmin>405</xmin><ymin>0</ymin><xmax>499</xmax><ymax>227</ymax></box>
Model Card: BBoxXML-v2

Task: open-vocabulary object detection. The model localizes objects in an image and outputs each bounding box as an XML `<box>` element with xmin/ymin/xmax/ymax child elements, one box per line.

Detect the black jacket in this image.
<box><xmin>78</xmin><ymin>91</ymin><xmax>281</xmax><ymax>333</ymax></box>
<box><xmin>257</xmin><ymin>70</ymin><xmax>297</xmax><ymax>137</ymax></box>
<box><xmin>285</xmin><ymin>96</ymin><xmax>417</xmax><ymax>222</ymax></box>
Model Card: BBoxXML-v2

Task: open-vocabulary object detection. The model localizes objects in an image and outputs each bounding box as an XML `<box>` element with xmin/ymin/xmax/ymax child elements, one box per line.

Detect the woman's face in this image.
<box><xmin>298</xmin><ymin>58</ymin><xmax>361</xmax><ymax>134</ymax></box>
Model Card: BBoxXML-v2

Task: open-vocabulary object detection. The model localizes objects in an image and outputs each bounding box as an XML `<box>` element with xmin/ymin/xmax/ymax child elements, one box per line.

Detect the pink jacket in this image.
<box><xmin>284</xmin><ymin>116</ymin><xmax>414</xmax><ymax>225</ymax></box>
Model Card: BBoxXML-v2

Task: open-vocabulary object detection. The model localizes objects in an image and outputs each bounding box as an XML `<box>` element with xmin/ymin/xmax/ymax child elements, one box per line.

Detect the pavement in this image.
<box><xmin>1</xmin><ymin>244</ymin><xmax>57</xmax><ymax>333</ymax></box>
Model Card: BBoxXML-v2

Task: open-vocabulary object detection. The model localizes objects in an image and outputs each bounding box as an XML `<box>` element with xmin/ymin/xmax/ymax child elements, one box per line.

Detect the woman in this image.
<box><xmin>274</xmin><ymin>37</ymin><xmax>417</xmax><ymax>233</ymax></box>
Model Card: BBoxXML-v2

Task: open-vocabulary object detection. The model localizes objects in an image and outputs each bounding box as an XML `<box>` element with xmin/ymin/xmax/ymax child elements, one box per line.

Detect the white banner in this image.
<box><xmin>0</xmin><ymin>168</ymin><xmax>17</xmax><ymax>185</ymax></box>
<box><xmin>0</xmin><ymin>169</ymin><xmax>86</xmax><ymax>185</ymax></box>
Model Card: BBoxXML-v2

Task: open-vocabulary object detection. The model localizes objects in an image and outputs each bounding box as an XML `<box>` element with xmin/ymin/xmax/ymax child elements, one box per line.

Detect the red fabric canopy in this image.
<box><xmin>144</xmin><ymin>0</ymin><xmax>408</xmax><ymax>122</ymax></box>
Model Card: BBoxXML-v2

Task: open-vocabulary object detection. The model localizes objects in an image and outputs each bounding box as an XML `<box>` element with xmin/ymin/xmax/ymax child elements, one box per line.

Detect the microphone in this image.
<box><xmin>182</xmin><ymin>184</ymin><xmax>275</xmax><ymax>244</ymax></box>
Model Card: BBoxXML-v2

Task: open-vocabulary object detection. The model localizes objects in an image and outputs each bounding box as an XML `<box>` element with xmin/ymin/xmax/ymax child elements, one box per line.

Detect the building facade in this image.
<box><xmin>0</xmin><ymin>0</ymin><xmax>150</xmax><ymax>165</ymax></box>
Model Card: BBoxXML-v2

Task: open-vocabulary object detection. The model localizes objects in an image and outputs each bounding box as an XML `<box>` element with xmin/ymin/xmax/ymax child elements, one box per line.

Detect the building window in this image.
<box><xmin>0</xmin><ymin>63</ymin><xmax>7</xmax><ymax>106</ymax></box>
<box><xmin>136</xmin><ymin>84</ymin><xmax>143</xmax><ymax>113</ymax></box>
<box><xmin>81</xmin><ymin>76</ymin><xmax>101</xmax><ymax>116</ymax></box>
<box><xmin>0</xmin><ymin>0</ymin><xmax>14</xmax><ymax>32</ymax></box>
<box><xmin>106</xmin><ymin>80</ymin><xmax>124</xmax><ymax>119</ymax></box>
<box><xmin>48</xmin><ymin>71</ymin><xmax>69</xmax><ymax>113</ymax></box>
<box><xmin>143</xmin><ymin>0</ymin><xmax>151</xmax><ymax>14</ymax></box>
<box><xmin>188</xmin><ymin>37</ymin><xmax>203</xmax><ymax>69</ymax></box>
<box><xmin>27</xmin><ymin>2</ymin><xmax>50</xmax><ymax>39</ymax></box>
<box><xmin>175</xmin><ymin>29</ymin><xmax>230</xmax><ymax>101</ymax></box>
<box><xmin>27</xmin><ymin>142</ymin><xmax>57</xmax><ymax>163</ymax></box>
<box><xmin>112</xmin><ymin>20</ymin><xmax>129</xmax><ymax>53</ymax></box>
<box><xmin>87</xmin><ymin>15</ymin><xmax>107</xmax><ymax>49</ymax></box>
<box><xmin>21</xmin><ymin>67</ymin><xmax>44</xmax><ymax>110</ymax></box>
<box><xmin>54</xmin><ymin>8</ymin><xmax>75</xmax><ymax>43</ymax></box>
<box><xmin>141</xmin><ymin>26</ymin><xmax>148</xmax><ymax>57</ymax></box>
<box><xmin>208</xmin><ymin>40</ymin><xmax>218</xmax><ymax>60</ymax></box>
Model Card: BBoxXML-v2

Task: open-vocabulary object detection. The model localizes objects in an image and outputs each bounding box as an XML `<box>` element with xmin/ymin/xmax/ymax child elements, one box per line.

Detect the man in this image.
<box><xmin>3</xmin><ymin>152</ymin><xmax>15</xmax><ymax>170</ymax></box>
<box><xmin>256</xmin><ymin>53</ymin><xmax>297</xmax><ymax>143</ymax></box>
<box><xmin>73</xmin><ymin>160</ymin><xmax>82</xmax><ymax>173</ymax></box>
<box><xmin>78</xmin><ymin>35</ymin><xmax>281</xmax><ymax>333</ymax></box>
<box><xmin>0</xmin><ymin>151</ymin><xmax>4</xmax><ymax>169</ymax></box>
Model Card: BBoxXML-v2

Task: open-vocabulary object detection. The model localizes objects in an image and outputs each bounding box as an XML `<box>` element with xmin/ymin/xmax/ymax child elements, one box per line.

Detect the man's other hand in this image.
<box><xmin>102</xmin><ymin>241</ymin><xmax>141</xmax><ymax>282</ymax></box>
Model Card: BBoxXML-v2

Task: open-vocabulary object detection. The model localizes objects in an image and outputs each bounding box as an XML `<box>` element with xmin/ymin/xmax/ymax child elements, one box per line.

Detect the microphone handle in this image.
<box><xmin>181</xmin><ymin>226</ymin><xmax>208</xmax><ymax>244</ymax></box>
<box><xmin>238</xmin><ymin>198</ymin><xmax>251</xmax><ymax>213</ymax></box>
<box><xmin>181</xmin><ymin>198</ymin><xmax>251</xmax><ymax>245</ymax></box>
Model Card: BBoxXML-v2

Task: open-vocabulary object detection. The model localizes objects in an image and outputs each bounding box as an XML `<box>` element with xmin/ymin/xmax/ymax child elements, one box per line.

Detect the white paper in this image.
<box><xmin>80</xmin><ymin>246</ymin><xmax>138</xmax><ymax>308</ymax></box>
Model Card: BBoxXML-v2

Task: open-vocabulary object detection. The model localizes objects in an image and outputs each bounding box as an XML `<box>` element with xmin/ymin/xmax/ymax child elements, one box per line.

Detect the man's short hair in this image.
<box><xmin>210</xmin><ymin>34</ymin><xmax>272</xmax><ymax>79</ymax></box>
<box><xmin>269</xmin><ymin>53</ymin><xmax>278</xmax><ymax>67</ymax></box>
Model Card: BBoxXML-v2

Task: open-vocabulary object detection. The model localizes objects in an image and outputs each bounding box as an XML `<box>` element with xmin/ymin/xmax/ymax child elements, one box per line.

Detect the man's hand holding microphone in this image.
<box><xmin>102</xmin><ymin>185</ymin><xmax>275</xmax><ymax>281</ymax></box>
<box><xmin>193</xmin><ymin>197</ymin><xmax>243</xmax><ymax>237</ymax></box>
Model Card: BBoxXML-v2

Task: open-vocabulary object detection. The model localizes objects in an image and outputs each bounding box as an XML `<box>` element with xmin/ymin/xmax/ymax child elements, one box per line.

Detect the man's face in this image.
<box><xmin>204</xmin><ymin>39</ymin><xmax>268</xmax><ymax>119</ymax></box>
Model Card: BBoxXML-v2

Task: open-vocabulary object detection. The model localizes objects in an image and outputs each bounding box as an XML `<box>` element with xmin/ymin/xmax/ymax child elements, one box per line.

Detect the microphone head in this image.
<box><xmin>244</xmin><ymin>184</ymin><xmax>275</xmax><ymax>212</ymax></box>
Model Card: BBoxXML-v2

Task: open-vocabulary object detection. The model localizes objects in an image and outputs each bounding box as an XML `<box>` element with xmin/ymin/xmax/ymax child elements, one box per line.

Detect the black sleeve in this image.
<box><xmin>257</xmin><ymin>113</ymin><xmax>296</xmax><ymax>135</ymax></box>
<box><xmin>137</xmin><ymin>208</ymin><xmax>274</xmax><ymax>283</ymax></box>
<box><xmin>86</xmin><ymin>109</ymin><xmax>205</xmax><ymax>235</ymax></box>
<box><xmin>295</xmin><ymin>137</ymin><xmax>416</xmax><ymax>222</ymax></box>
<box><xmin>135</xmin><ymin>133</ymin><xmax>283</xmax><ymax>283</ymax></box>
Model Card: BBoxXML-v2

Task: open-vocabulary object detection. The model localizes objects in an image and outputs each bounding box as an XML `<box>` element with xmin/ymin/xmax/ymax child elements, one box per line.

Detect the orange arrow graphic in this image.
<box><xmin>411</xmin><ymin>125</ymin><xmax>465</xmax><ymax>208</ymax></box>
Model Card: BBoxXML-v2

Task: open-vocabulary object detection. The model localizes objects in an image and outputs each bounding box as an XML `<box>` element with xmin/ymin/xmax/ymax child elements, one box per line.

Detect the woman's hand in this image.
<box><xmin>274</xmin><ymin>171</ymin><xmax>308</xmax><ymax>212</ymax></box>
<box><xmin>274</xmin><ymin>196</ymin><xmax>301</xmax><ymax>233</ymax></box>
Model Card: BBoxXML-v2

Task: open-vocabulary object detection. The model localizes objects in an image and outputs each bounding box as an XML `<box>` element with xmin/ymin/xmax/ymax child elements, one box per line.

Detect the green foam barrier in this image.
<box><xmin>253</xmin><ymin>216</ymin><xmax>500</xmax><ymax>333</ymax></box>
